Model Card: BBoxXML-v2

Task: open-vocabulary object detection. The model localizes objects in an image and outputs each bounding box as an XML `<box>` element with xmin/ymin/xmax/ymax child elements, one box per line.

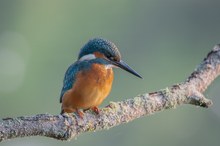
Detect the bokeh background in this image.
<box><xmin>0</xmin><ymin>0</ymin><xmax>220</xmax><ymax>146</ymax></box>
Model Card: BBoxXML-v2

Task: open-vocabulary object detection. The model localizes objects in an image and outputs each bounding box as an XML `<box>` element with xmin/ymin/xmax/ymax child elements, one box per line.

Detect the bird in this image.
<box><xmin>60</xmin><ymin>38</ymin><xmax>142</xmax><ymax>117</ymax></box>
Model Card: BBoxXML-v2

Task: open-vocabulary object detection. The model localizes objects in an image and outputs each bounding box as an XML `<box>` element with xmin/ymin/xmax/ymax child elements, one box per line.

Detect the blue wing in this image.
<box><xmin>59</xmin><ymin>62</ymin><xmax>80</xmax><ymax>103</ymax></box>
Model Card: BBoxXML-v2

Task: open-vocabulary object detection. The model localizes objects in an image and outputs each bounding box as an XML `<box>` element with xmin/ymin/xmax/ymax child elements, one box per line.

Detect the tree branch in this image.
<box><xmin>1</xmin><ymin>44</ymin><xmax>220</xmax><ymax>142</ymax></box>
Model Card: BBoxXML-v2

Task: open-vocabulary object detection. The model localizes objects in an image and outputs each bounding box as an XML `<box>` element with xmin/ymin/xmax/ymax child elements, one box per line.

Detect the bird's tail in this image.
<box><xmin>60</xmin><ymin>109</ymin><xmax>64</xmax><ymax>114</ymax></box>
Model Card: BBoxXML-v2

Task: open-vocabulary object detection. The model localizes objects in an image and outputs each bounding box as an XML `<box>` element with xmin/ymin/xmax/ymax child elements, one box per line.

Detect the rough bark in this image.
<box><xmin>1</xmin><ymin>44</ymin><xmax>220</xmax><ymax>142</ymax></box>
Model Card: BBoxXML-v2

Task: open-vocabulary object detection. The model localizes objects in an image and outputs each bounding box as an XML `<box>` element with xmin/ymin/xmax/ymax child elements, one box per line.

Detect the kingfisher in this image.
<box><xmin>60</xmin><ymin>38</ymin><xmax>142</xmax><ymax>117</ymax></box>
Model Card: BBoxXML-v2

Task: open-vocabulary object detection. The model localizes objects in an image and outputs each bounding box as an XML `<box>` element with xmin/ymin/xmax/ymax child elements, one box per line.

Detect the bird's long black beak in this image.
<box><xmin>111</xmin><ymin>60</ymin><xmax>142</xmax><ymax>79</ymax></box>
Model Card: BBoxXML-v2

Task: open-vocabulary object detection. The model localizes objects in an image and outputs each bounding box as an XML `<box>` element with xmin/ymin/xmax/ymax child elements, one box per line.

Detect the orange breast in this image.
<box><xmin>62</xmin><ymin>63</ymin><xmax>114</xmax><ymax>112</ymax></box>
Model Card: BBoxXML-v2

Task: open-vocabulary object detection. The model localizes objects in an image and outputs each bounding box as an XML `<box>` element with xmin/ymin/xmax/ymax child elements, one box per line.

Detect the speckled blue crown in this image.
<box><xmin>78</xmin><ymin>38</ymin><xmax>121</xmax><ymax>60</ymax></box>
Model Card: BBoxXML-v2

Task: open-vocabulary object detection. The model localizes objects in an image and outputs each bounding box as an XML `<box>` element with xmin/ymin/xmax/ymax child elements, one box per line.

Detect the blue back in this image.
<box><xmin>59</xmin><ymin>62</ymin><xmax>79</xmax><ymax>103</ymax></box>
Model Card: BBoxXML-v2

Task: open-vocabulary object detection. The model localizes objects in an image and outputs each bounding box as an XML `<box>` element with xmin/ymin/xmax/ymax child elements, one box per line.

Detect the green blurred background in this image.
<box><xmin>0</xmin><ymin>0</ymin><xmax>220</xmax><ymax>146</ymax></box>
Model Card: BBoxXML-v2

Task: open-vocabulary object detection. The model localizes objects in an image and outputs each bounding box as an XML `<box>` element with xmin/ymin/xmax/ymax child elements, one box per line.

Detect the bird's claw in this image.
<box><xmin>91</xmin><ymin>106</ymin><xmax>100</xmax><ymax>115</ymax></box>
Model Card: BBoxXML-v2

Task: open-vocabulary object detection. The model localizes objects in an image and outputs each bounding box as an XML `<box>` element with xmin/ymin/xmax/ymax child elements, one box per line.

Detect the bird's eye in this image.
<box><xmin>109</xmin><ymin>56</ymin><xmax>118</xmax><ymax>62</ymax></box>
<box><xmin>110</xmin><ymin>57</ymin><xmax>114</xmax><ymax>60</ymax></box>
<box><xmin>105</xmin><ymin>54</ymin><xmax>118</xmax><ymax>62</ymax></box>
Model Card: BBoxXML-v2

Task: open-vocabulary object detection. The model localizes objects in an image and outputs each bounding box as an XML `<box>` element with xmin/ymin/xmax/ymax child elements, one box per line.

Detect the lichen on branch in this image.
<box><xmin>0</xmin><ymin>44</ymin><xmax>220</xmax><ymax>142</ymax></box>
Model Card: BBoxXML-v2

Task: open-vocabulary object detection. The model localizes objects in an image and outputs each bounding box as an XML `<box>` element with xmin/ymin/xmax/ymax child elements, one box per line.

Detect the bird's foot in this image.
<box><xmin>76</xmin><ymin>109</ymin><xmax>84</xmax><ymax>119</ymax></box>
<box><xmin>91</xmin><ymin>106</ymin><xmax>100</xmax><ymax>115</ymax></box>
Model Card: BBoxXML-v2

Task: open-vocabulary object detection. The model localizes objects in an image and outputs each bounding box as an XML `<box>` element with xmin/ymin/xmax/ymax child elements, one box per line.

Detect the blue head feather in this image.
<box><xmin>78</xmin><ymin>38</ymin><xmax>121</xmax><ymax>61</ymax></box>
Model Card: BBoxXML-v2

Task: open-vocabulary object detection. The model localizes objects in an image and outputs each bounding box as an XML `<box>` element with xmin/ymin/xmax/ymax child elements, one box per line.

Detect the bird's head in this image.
<box><xmin>78</xmin><ymin>38</ymin><xmax>142</xmax><ymax>79</ymax></box>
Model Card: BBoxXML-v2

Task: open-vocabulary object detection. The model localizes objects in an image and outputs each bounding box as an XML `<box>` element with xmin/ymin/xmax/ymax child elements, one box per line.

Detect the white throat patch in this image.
<box><xmin>79</xmin><ymin>54</ymin><xmax>96</xmax><ymax>61</ymax></box>
<box><xmin>105</xmin><ymin>64</ymin><xmax>117</xmax><ymax>69</ymax></box>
